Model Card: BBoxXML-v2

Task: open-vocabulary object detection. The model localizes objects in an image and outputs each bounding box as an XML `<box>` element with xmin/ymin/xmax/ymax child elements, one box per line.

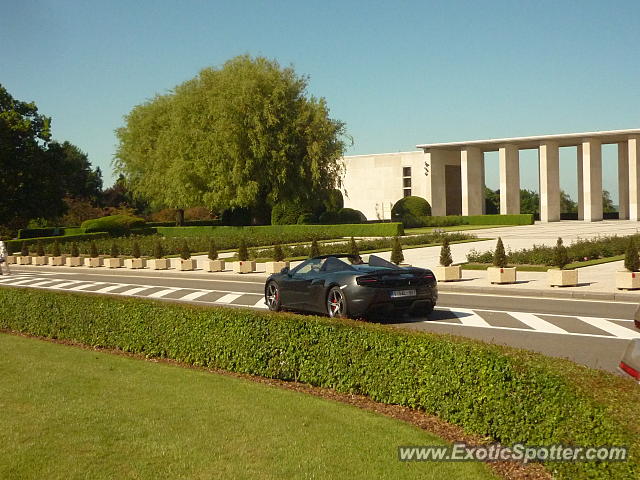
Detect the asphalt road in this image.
<box><xmin>3</xmin><ymin>266</ymin><xmax>639</xmax><ymax>375</ymax></box>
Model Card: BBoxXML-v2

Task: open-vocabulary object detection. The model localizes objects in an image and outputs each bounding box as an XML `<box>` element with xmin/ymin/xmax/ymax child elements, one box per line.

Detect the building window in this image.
<box><xmin>402</xmin><ymin>166</ymin><xmax>411</xmax><ymax>197</ymax></box>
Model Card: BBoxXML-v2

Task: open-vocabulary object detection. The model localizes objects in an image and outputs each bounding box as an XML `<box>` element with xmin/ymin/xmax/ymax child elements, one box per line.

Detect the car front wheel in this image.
<box><xmin>266</xmin><ymin>281</ymin><xmax>281</xmax><ymax>312</ymax></box>
<box><xmin>326</xmin><ymin>286</ymin><xmax>348</xmax><ymax>318</ymax></box>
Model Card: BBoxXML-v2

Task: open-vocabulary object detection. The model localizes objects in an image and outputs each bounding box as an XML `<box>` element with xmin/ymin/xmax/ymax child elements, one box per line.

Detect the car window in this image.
<box><xmin>292</xmin><ymin>258</ymin><xmax>326</xmax><ymax>276</ymax></box>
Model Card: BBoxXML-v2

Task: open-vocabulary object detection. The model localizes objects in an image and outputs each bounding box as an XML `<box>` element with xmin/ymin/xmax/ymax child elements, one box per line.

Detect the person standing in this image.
<box><xmin>0</xmin><ymin>239</ymin><xmax>11</xmax><ymax>275</ymax></box>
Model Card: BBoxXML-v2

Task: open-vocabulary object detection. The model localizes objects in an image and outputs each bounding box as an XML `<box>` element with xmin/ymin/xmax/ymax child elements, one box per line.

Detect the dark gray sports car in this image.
<box><xmin>264</xmin><ymin>254</ymin><xmax>437</xmax><ymax>319</ymax></box>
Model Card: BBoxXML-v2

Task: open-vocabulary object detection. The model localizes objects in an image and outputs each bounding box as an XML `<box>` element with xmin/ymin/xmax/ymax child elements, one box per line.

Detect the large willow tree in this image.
<box><xmin>115</xmin><ymin>55</ymin><xmax>348</xmax><ymax>223</ymax></box>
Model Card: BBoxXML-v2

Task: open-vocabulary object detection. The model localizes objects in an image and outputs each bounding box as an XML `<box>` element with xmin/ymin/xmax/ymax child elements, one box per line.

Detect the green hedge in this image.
<box><xmin>412</xmin><ymin>214</ymin><xmax>534</xmax><ymax>227</ymax></box>
<box><xmin>81</xmin><ymin>215</ymin><xmax>146</xmax><ymax>235</ymax></box>
<box><xmin>17</xmin><ymin>227</ymin><xmax>64</xmax><ymax>239</ymax></box>
<box><xmin>0</xmin><ymin>288</ymin><xmax>636</xmax><ymax>479</ymax></box>
<box><xmin>6</xmin><ymin>233</ymin><xmax>109</xmax><ymax>254</ymax></box>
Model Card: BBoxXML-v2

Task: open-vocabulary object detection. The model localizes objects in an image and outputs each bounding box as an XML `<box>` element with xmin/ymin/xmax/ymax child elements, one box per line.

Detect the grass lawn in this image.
<box><xmin>0</xmin><ymin>333</ymin><xmax>496</xmax><ymax>480</ymax></box>
<box><xmin>405</xmin><ymin>225</ymin><xmax>510</xmax><ymax>235</ymax></box>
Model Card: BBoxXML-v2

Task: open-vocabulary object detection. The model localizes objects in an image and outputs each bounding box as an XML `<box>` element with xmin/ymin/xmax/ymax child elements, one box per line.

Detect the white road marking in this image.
<box><xmin>0</xmin><ymin>278</ymin><xmax>47</xmax><ymax>285</ymax></box>
<box><xmin>508</xmin><ymin>312</ymin><xmax>568</xmax><ymax>334</ymax></box>
<box><xmin>44</xmin><ymin>281</ymin><xmax>82</xmax><ymax>289</ymax></box>
<box><xmin>215</xmin><ymin>293</ymin><xmax>241</xmax><ymax>304</ymax></box>
<box><xmin>446</xmin><ymin>307</ymin><xmax>491</xmax><ymax>327</ymax></box>
<box><xmin>148</xmin><ymin>288</ymin><xmax>179</xmax><ymax>298</ymax></box>
<box><xmin>119</xmin><ymin>287</ymin><xmax>151</xmax><ymax>296</ymax></box>
<box><xmin>26</xmin><ymin>280</ymin><xmax>63</xmax><ymax>287</ymax></box>
<box><xmin>253</xmin><ymin>297</ymin><xmax>267</xmax><ymax>309</ymax></box>
<box><xmin>94</xmin><ymin>284</ymin><xmax>127</xmax><ymax>293</ymax></box>
<box><xmin>68</xmin><ymin>282</ymin><xmax>104</xmax><ymax>291</ymax></box>
<box><xmin>576</xmin><ymin>316</ymin><xmax>640</xmax><ymax>339</ymax></box>
<box><xmin>179</xmin><ymin>291</ymin><xmax>211</xmax><ymax>301</ymax></box>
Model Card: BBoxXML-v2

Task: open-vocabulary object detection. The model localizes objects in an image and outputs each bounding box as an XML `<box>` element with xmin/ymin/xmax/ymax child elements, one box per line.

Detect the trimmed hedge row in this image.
<box><xmin>0</xmin><ymin>288</ymin><xmax>636</xmax><ymax>479</ymax></box>
<box><xmin>17</xmin><ymin>227</ymin><xmax>64</xmax><ymax>239</ymax></box>
<box><xmin>6</xmin><ymin>233</ymin><xmax>108</xmax><ymax>254</ymax></box>
<box><xmin>411</xmin><ymin>214</ymin><xmax>534</xmax><ymax>228</ymax></box>
<box><xmin>81</xmin><ymin>214</ymin><xmax>146</xmax><ymax>235</ymax></box>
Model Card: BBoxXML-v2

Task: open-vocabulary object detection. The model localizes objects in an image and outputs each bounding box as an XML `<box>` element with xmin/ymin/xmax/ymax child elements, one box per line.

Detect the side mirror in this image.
<box><xmin>280</xmin><ymin>266</ymin><xmax>290</xmax><ymax>275</ymax></box>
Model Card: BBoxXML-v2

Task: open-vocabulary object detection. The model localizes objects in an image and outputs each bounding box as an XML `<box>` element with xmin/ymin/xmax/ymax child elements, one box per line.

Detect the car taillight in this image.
<box><xmin>620</xmin><ymin>361</ymin><xmax>640</xmax><ymax>380</ymax></box>
<box><xmin>421</xmin><ymin>272</ymin><xmax>435</xmax><ymax>279</ymax></box>
<box><xmin>356</xmin><ymin>276</ymin><xmax>379</xmax><ymax>286</ymax></box>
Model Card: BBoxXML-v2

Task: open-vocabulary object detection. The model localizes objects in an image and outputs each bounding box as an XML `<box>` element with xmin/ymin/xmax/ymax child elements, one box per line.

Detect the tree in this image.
<box><xmin>552</xmin><ymin>237</ymin><xmax>570</xmax><ymax>269</ymax></box>
<box><xmin>348</xmin><ymin>237</ymin><xmax>359</xmax><ymax>256</ymax></box>
<box><xmin>624</xmin><ymin>238</ymin><xmax>639</xmax><ymax>272</ymax></box>
<box><xmin>309</xmin><ymin>239</ymin><xmax>320</xmax><ymax>258</ymax></box>
<box><xmin>439</xmin><ymin>237</ymin><xmax>452</xmax><ymax>267</ymax></box>
<box><xmin>484</xmin><ymin>187</ymin><xmax>500</xmax><ymax>215</ymax></box>
<box><xmin>115</xmin><ymin>55</ymin><xmax>348</xmax><ymax>223</ymax></box>
<box><xmin>520</xmin><ymin>189</ymin><xmax>540</xmax><ymax>215</ymax></box>
<box><xmin>110</xmin><ymin>241</ymin><xmax>119</xmax><ymax>258</ymax></box>
<box><xmin>153</xmin><ymin>239</ymin><xmax>164</xmax><ymax>259</ymax></box>
<box><xmin>390</xmin><ymin>237</ymin><xmax>404</xmax><ymax>265</ymax></box>
<box><xmin>208</xmin><ymin>239</ymin><xmax>218</xmax><ymax>260</ymax></box>
<box><xmin>132</xmin><ymin>240</ymin><xmax>141</xmax><ymax>259</ymax></box>
<box><xmin>273</xmin><ymin>244</ymin><xmax>285</xmax><ymax>262</ymax></box>
<box><xmin>493</xmin><ymin>237</ymin><xmax>507</xmax><ymax>268</ymax></box>
<box><xmin>560</xmin><ymin>190</ymin><xmax>577</xmax><ymax>214</ymax></box>
<box><xmin>179</xmin><ymin>239</ymin><xmax>190</xmax><ymax>260</ymax></box>
<box><xmin>237</xmin><ymin>239</ymin><xmax>249</xmax><ymax>261</ymax></box>
<box><xmin>46</xmin><ymin>141</ymin><xmax>102</xmax><ymax>201</ymax></box>
<box><xmin>602</xmin><ymin>190</ymin><xmax>616</xmax><ymax>213</ymax></box>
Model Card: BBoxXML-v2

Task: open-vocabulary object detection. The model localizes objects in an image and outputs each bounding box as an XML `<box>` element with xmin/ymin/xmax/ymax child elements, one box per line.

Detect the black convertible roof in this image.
<box><xmin>311</xmin><ymin>254</ymin><xmax>401</xmax><ymax>270</ymax></box>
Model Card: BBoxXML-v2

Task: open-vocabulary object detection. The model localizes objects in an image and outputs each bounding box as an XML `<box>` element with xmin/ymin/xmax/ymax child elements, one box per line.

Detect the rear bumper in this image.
<box><xmin>347</xmin><ymin>285</ymin><xmax>438</xmax><ymax>317</ymax></box>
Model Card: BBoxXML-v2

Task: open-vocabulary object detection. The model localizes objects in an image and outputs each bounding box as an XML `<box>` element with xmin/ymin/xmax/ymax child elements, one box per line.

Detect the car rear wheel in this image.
<box><xmin>266</xmin><ymin>281</ymin><xmax>281</xmax><ymax>312</ymax></box>
<box><xmin>327</xmin><ymin>286</ymin><xmax>348</xmax><ymax>318</ymax></box>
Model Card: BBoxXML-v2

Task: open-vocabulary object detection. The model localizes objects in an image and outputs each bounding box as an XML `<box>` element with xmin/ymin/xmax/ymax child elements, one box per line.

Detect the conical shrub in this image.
<box><xmin>493</xmin><ymin>237</ymin><xmax>507</xmax><ymax>268</ymax></box>
<box><xmin>36</xmin><ymin>240</ymin><xmax>45</xmax><ymax>257</ymax></box>
<box><xmin>132</xmin><ymin>240</ymin><xmax>141</xmax><ymax>259</ymax></box>
<box><xmin>208</xmin><ymin>238</ymin><xmax>218</xmax><ymax>260</ymax></box>
<box><xmin>349</xmin><ymin>237</ymin><xmax>359</xmax><ymax>256</ymax></box>
<box><xmin>273</xmin><ymin>244</ymin><xmax>285</xmax><ymax>262</ymax></box>
<box><xmin>439</xmin><ymin>237</ymin><xmax>452</xmax><ymax>267</ymax></box>
<box><xmin>179</xmin><ymin>239</ymin><xmax>190</xmax><ymax>260</ymax></box>
<box><xmin>237</xmin><ymin>238</ymin><xmax>249</xmax><ymax>261</ymax></box>
<box><xmin>390</xmin><ymin>237</ymin><xmax>404</xmax><ymax>265</ymax></box>
<box><xmin>52</xmin><ymin>240</ymin><xmax>61</xmax><ymax>257</ymax></box>
<box><xmin>552</xmin><ymin>237</ymin><xmax>570</xmax><ymax>270</ymax></box>
<box><xmin>153</xmin><ymin>239</ymin><xmax>164</xmax><ymax>259</ymax></box>
<box><xmin>624</xmin><ymin>238</ymin><xmax>639</xmax><ymax>272</ymax></box>
<box><xmin>70</xmin><ymin>242</ymin><xmax>79</xmax><ymax>258</ymax></box>
<box><xmin>20</xmin><ymin>242</ymin><xmax>28</xmax><ymax>256</ymax></box>
<box><xmin>309</xmin><ymin>239</ymin><xmax>320</xmax><ymax>258</ymax></box>
<box><xmin>110</xmin><ymin>241</ymin><xmax>119</xmax><ymax>258</ymax></box>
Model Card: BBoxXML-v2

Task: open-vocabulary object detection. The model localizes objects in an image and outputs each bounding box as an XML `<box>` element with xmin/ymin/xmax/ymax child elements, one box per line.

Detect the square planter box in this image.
<box><xmin>48</xmin><ymin>256</ymin><xmax>65</xmax><ymax>266</ymax></box>
<box><xmin>16</xmin><ymin>256</ymin><xmax>32</xmax><ymax>265</ymax></box>
<box><xmin>124</xmin><ymin>258</ymin><xmax>146</xmax><ymax>269</ymax></box>
<box><xmin>548</xmin><ymin>268</ymin><xmax>578</xmax><ymax>287</ymax></box>
<box><xmin>84</xmin><ymin>257</ymin><xmax>101</xmax><ymax>268</ymax></box>
<box><xmin>434</xmin><ymin>265</ymin><xmax>461</xmax><ymax>282</ymax></box>
<box><xmin>616</xmin><ymin>271</ymin><xmax>640</xmax><ymax>290</ymax></box>
<box><xmin>176</xmin><ymin>259</ymin><xmax>196</xmax><ymax>271</ymax></box>
<box><xmin>66</xmin><ymin>257</ymin><xmax>83</xmax><ymax>267</ymax></box>
<box><xmin>232</xmin><ymin>260</ymin><xmax>256</xmax><ymax>274</ymax></box>
<box><xmin>148</xmin><ymin>258</ymin><xmax>169</xmax><ymax>270</ymax></box>
<box><xmin>265</xmin><ymin>261</ymin><xmax>289</xmax><ymax>274</ymax></box>
<box><xmin>169</xmin><ymin>258</ymin><xmax>182</xmax><ymax>269</ymax></box>
<box><xmin>33</xmin><ymin>256</ymin><xmax>48</xmax><ymax>266</ymax></box>
<box><xmin>6</xmin><ymin>256</ymin><xmax>16</xmax><ymax>264</ymax></box>
<box><xmin>203</xmin><ymin>259</ymin><xmax>225</xmax><ymax>272</ymax></box>
<box><xmin>487</xmin><ymin>266</ymin><xmax>517</xmax><ymax>284</ymax></box>
<box><xmin>104</xmin><ymin>258</ymin><xmax>123</xmax><ymax>269</ymax></box>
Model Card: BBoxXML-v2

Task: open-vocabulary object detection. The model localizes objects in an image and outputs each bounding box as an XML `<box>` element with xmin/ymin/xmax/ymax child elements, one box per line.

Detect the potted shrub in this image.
<box><xmin>33</xmin><ymin>240</ymin><xmax>47</xmax><ymax>266</ymax></box>
<box><xmin>265</xmin><ymin>243</ymin><xmax>288</xmax><ymax>274</ymax></box>
<box><xmin>124</xmin><ymin>240</ymin><xmax>145</xmax><ymax>269</ymax></box>
<box><xmin>617</xmin><ymin>238</ymin><xmax>640</xmax><ymax>290</ymax></box>
<box><xmin>232</xmin><ymin>238</ymin><xmax>256</xmax><ymax>273</ymax></box>
<box><xmin>548</xmin><ymin>237</ymin><xmax>578</xmax><ymax>287</ymax></box>
<box><xmin>104</xmin><ymin>241</ymin><xmax>123</xmax><ymax>268</ymax></box>
<box><xmin>66</xmin><ymin>242</ymin><xmax>83</xmax><ymax>267</ymax></box>
<box><xmin>84</xmin><ymin>241</ymin><xmax>101</xmax><ymax>267</ymax></box>
<box><xmin>487</xmin><ymin>237</ymin><xmax>516</xmax><ymax>284</ymax></box>
<box><xmin>17</xmin><ymin>242</ymin><xmax>31</xmax><ymax>265</ymax></box>
<box><xmin>434</xmin><ymin>236</ymin><xmax>461</xmax><ymax>281</ymax></box>
<box><xmin>309</xmin><ymin>238</ymin><xmax>321</xmax><ymax>258</ymax></box>
<box><xmin>48</xmin><ymin>240</ymin><xmax>64</xmax><ymax>266</ymax></box>
<box><xmin>148</xmin><ymin>239</ymin><xmax>169</xmax><ymax>270</ymax></box>
<box><xmin>203</xmin><ymin>238</ymin><xmax>224</xmax><ymax>272</ymax></box>
<box><xmin>349</xmin><ymin>237</ymin><xmax>359</xmax><ymax>257</ymax></box>
<box><xmin>390</xmin><ymin>236</ymin><xmax>411</xmax><ymax>266</ymax></box>
<box><xmin>176</xmin><ymin>238</ymin><xmax>196</xmax><ymax>271</ymax></box>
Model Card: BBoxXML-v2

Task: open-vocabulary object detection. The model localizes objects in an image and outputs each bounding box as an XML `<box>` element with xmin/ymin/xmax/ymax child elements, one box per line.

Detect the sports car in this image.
<box><xmin>264</xmin><ymin>254</ymin><xmax>437</xmax><ymax>319</ymax></box>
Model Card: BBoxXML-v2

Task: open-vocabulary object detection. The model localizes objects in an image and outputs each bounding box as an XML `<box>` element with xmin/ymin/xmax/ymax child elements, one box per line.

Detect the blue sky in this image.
<box><xmin>2</xmin><ymin>0</ymin><xmax>639</xmax><ymax>202</ymax></box>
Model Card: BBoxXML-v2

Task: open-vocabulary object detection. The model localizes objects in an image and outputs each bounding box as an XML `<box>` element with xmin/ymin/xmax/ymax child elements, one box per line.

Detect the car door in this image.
<box><xmin>282</xmin><ymin>258</ymin><xmax>324</xmax><ymax>309</ymax></box>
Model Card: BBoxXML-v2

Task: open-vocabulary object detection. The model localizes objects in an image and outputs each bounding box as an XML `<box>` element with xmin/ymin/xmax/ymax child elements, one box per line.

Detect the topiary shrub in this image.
<box><xmin>624</xmin><ymin>238</ymin><xmax>639</xmax><ymax>272</ymax></box>
<box><xmin>493</xmin><ymin>237</ymin><xmax>507</xmax><ymax>268</ymax></box>
<box><xmin>36</xmin><ymin>240</ymin><xmax>45</xmax><ymax>257</ymax></box>
<box><xmin>297</xmin><ymin>213</ymin><xmax>316</xmax><ymax>225</ymax></box>
<box><xmin>20</xmin><ymin>242</ymin><xmax>28</xmax><ymax>256</ymax></box>
<box><xmin>81</xmin><ymin>215</ymin><xmax>146</xmax><ymax>235</ymax></box>
<box><xmin>552</xmin><ymin>237</ymin><xmax>570</xmax><ymax>270</ymax></box>
<box><xmin>110</xmin><ymin>241</ymin><xmax>119</xmax><ymax>258</ymax></box>
<box><xmin>337</xmin><ymin>208</ymin><xmax>366</xmax><ymax>224</ymax></box>
<box><xmin>89</xmin><ymin>241</ymin><xmax>99</xmax><ymax>258</ymax></box>
<box><xmin>237</xmin><ymin>239</ymin><xmax>249</xmax><ymax>261</ymax></box>
<box><xmin>349</xmin><ymin>237</ymin><xmax>359</xmax><ymax>256</ymax></box>
<box><xmin>70</xmin><ymin>242</ymin><xmax>79</xmax><ymax>258</ymax></box>
<box><xmin>439</xmin><ymin>237</ymin><xmax>452</xmax><ymax>267</ymax></box>
<box><xmin>132</xmin><ymin>241</ymin><xmax>141</xmax><ymax>259</ymax></box>
<box><xmin>153</xmin><ymin>239</ymin><xmax>164</xmax><ymax>259</ymax></box>
<box><xmin>273</xmin><ymin>244</ymin><xmax>285</xmax><ymax>262</ymax></box>
<box><xmin>208</xmin><ymin>239</ymin><xmax>218</xmax><ymax>260</ymax></box>
<box><xmin>309</xmin><ymin>239</ymin><xmax>320</xmax><ymax>258</ymax></box>
<box><xmin>318</xmin><ymin>211</ymin><xmax>340</xmax><ymax>224</ymax></box>
<box><xmin>179</xmin><ymin>239</ymin><xmax>190</xmax><ymax>260</ymax></box>
<box><xmin>52</xmin><ymin>240</ymin><xmax>61</xmax><ymax>257</ymax></box>
<box><xmin>271</xmin><ymin>201</ymin><xmax>309</xmax><ymax>225</ymax></box>
<box><xmin>220</xmin><ymin>207</ymin><xmax>252</xmax><ymax>226</ymax></box>
<box><xmin>391</xmin><ymin>196</ymin><xmax>432</xmax><ymax>228</ymax></box>
<box><xmin>390</xmin><ymin>237</ymin><xmax>404</xmax><ymax>265</ymax></box>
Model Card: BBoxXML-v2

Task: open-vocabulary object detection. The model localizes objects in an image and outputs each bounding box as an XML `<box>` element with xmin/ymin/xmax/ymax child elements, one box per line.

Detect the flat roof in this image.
<box><xmin>416</xmin><ymin>128</ymin><xmax>640</xmax><ymax>152</ymax></box>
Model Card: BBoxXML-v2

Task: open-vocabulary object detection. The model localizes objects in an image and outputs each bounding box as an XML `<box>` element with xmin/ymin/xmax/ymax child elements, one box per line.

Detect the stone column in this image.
<box><xmin>461</xmin><ymin>147</ymin><xmax>484</xmax><ymax>216</ymax></box>
<box><xmin>582</xmin><ymin>139</ymin><xmax>603</xmax><ymax>222</ymax></box>
<box><xmin>629</xmin><ymin>136</ymin><xmax>640</xmax><ymax>221</ymax></box>
<box><xmin>577</xmin><ymin>145</ymin><xmax>584</xmax><ymax>220</ymax></box>
<box><xmin>499</xmin><ymin>144</ymin><xmax>520</xmax><ymax>214</ymax></box>
<box><xmin>618</xmin><ymin>142</ymin><xmax>629</xmax><ymax>220</ymax></box>
<box><xmin>539</xmin><ymin>142</ymin><xmax>560</xmax><ymax>222</ymax></box>
<box><xmin>426</xmin><ymin>150</ymin><xmax>446</xmax><ymax>217</ymax></box>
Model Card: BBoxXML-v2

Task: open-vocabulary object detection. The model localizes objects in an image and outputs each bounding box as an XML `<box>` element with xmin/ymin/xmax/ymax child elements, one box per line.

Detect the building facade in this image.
<box><xmin>341</xmin><ymin>129</ymin><xmax>640</xmax><ymax>222</ymax></box>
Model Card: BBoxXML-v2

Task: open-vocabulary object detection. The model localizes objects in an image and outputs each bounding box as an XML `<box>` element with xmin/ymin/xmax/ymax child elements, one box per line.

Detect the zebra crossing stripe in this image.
<box><xmin>45</xmin><ymin>281</ymin><xmax>83</xmax><ymax>289</ymax></box>
<box><xmin>253</xmin><ymin>297</ymin><xmax>267</xmax><ymax>309</ymax></box>
<box><xmin>0</xmin><ymin>278</ymin><xmax>46</xmax><ymax>286</ymax></box>
<box><xmin>448</xmin><ymin>308</ymin><xmax>491</xmax><ymax>327</ymax></box>
<box><xmin>119</xmin><ymin>287</ymin><xmax>150</xmax><ymax>296</ymax></box>
<box><xmin>94</xmin><ymin>284</ymin><xmax>126</xmax><ymax>293</ymax></box>
<box><xmin>215</xmin><ymin>293</ymin><xmax>241</xmax><ymax>304</ymax></box>
<box><xmin>148</xmin><ymin>288</ymin><xmax>179</xmax><ymax>298</ymax></box>
<box><xmin>26</xmin><ymin>280</ymin><xmax>62</xmax><ymax>287</ymax></box>
<box><xmin>178</xmin><ymin>291</ymin><xmax>210</xmax><ymax>301</ymax></box>
<box><xmin>509</xmin><ymin>312</ymin><xmax>568</xmax><ymax>334</ymax></box>
<box><xmin>68</xmin><ymin>282</ymin><xmax>105</xmax><ymax>291</ymax></box>
<box><xmin>576</xmin><ymin>316</ymin><xmax>640</xmax><ymax>339</ymax></box>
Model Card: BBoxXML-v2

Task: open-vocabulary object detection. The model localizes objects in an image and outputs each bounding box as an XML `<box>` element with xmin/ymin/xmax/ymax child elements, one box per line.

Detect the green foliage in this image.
<box><xmin>52</xmin><ymin>240</ymin><xmax>61</xmax><ymax>257</ymax></box>
<box><xmin>115</xmin><ymin>55</ymin><xmax>348</xmax><ymax>216</ymax></box>
<box><xmin>624</xmin><ymin>238</ymin><xmax>639</xmax><ymax>272</ymax></box>
<box><xmin>493</xmin><ymin>238</ymin><xmax>507</xmax><ymax>268</ymax></box>
<box><xmin>207</xmin><ymin>239</ymin><xmax>218</xmax><ymax>260</ymax></box>
<box><xmin>179</xmin><ymin>239</ymin><xmax>190</xmax><ymax>260</ymax></box>
<box><xmin>390</xmin><ymin>237</ymin><xmax>404</xmax><ymax>265</ymax></box>
<box><xmin>271</xmin><ymin>201</ymin><xmax>309</xmax><ymax>225</ymax></box>
<box><xmin>153</xmin><ymin>239</ymin><xmax>164</xmax><ymax>259</ymax></box>
<box><xmin>317</xmin><ymin>210</ymin><xmax>340</xmax><ymax>224</ymax></box>
<box><xmin>70</xmin><ymin>242</ymin><xmax>79</xmax><ymax>258</ymax></box>
<box><xmin>89</xmin><ymin>241</ymin><xmax>99</xmax><ymax>258</ymax></box>
<box><xmin>439</xmin><ymin>237</ymin><xmax>452</xmax><ymax>267</ymax></box>
<box><xmin>309</xmin><ymin>239</ymin><xmax>320</xmax><ymax>258</ymax></box>
<box><xmin>323</xmin><ymin>189</ymin><xmax>344</xmax><ymax>212</ymax></box>
<box><xmin>520</xmin><ymin>189</ymin><xmax>540</xmax><ymax>215</ymax></box>
<box><xmin>336</xmin><ymin>208</ymin><xmax>366</xmax><ymax>224</ymax></box>
<box><xmin>237</xmin><ymin>239</ymin><xmax>249</xmax><ymax>261</ymax></box>
<box><xmin>348</xmin><ymin>237</ymin><xmax>359</xmax><ymax>256</ymax></box>
<box><xmin>407</xmin><ymin>214</ymin><xmax>533</xmax><ymax>228</ymax></box>
<box><xmin>272</xmin><ymin>244</ymin><xmax>285</xmax><ymax>262</ymax></box>
<box><xmin>296</xmin><ymin>213</ymin><xmax>316</xmax><ymax>224</ymax></box>
<box><xmin>602</xmin><ymin>190</ymin><xmax>616</xmax><ymax>214</ymax></box>
<box><xmin>110</xmin><ymin>241</ymin><xmax>119</xmax><ymax>258</ymax></box>
<box><xmin>131</xmin><ymin>240</ymin><xmax>141</xmax><ymax>259</ymax></box>
<box><xmin>4</xmin><ymin>289</ymin><xmax>635</xmax><ymax>479</ymax></box>
<box><xmin>81</xmin><ymin>214</ymin><xmax>146</xmax><ymax>235</ymax></box>
<box><xmin>552</xmin><ymin>237</ymin><xmax>570</xmax><ymax>270</ymax></box>
<box><xmin>36</xmin><ymin>240</ymin><xmax>45</xmax><ymax>257</ymax></box>
<box><xmin>18</xmin><ymin>227</ymin><xmax>63</xmax><ymax>239</ymax></box>
<box><xmin>391</xmin><ymin>196</ymin><xmax>431</xmax><ymax>227</ymax></box>
<box><xmin>20</xmin><ymin>242</ymin><xmax>28</xmax><ymax>256</ymax></box>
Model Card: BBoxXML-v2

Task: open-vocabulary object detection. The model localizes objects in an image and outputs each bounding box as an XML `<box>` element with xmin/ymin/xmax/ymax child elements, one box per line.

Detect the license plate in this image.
<box><xmin>390</xmin><ymin>289</ymin><xmax>416</xmax><ymax>298</ymax></box>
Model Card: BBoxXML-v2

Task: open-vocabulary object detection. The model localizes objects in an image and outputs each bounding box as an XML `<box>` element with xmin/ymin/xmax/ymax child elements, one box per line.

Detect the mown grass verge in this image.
<box><xmin>0</xmin><ymin>287</ymin><xmax>637</xmax><ymax>479</ymax></box>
